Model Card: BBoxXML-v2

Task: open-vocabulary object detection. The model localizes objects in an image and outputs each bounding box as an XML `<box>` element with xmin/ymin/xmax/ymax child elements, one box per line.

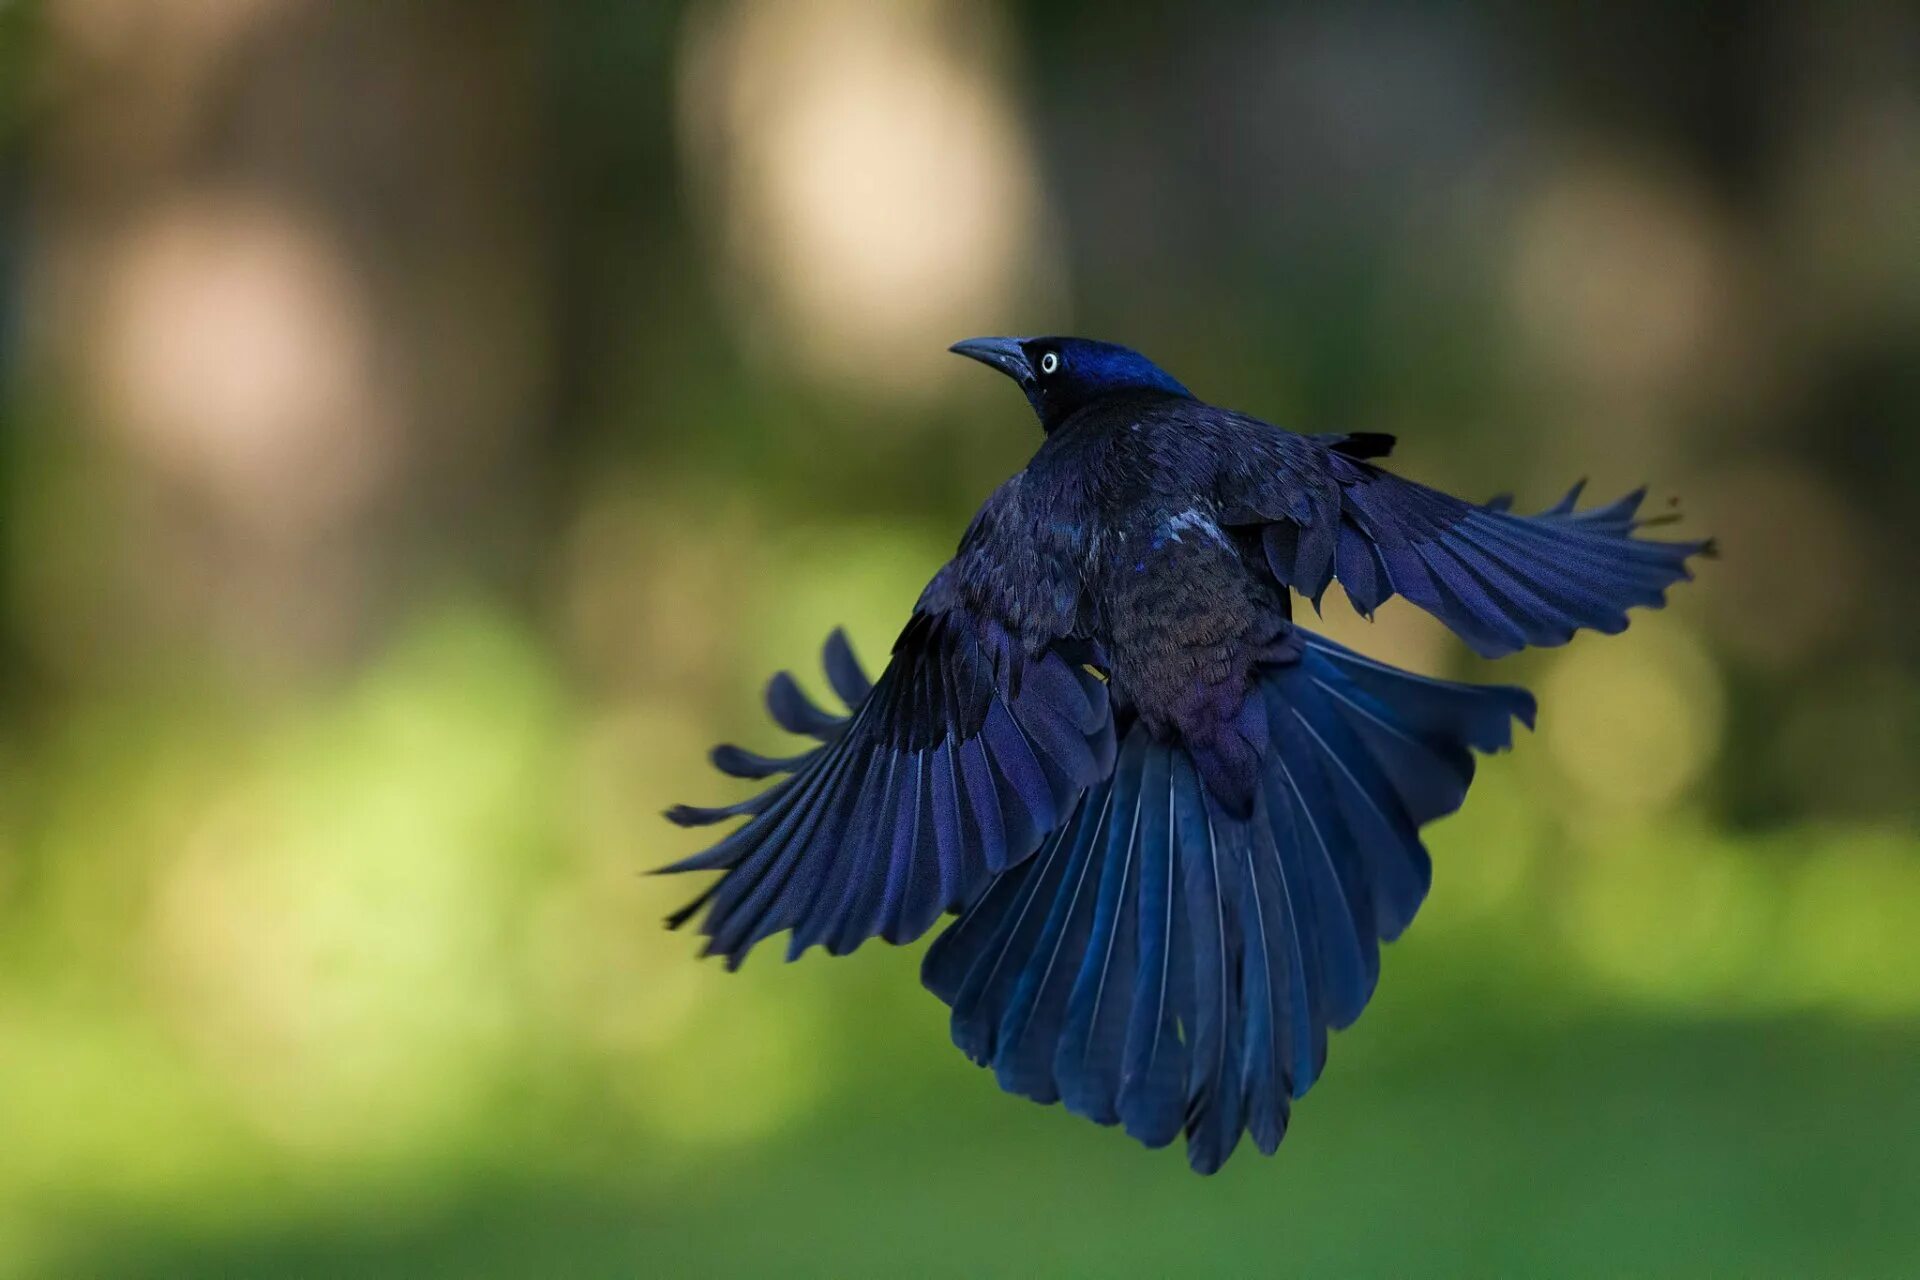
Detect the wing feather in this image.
<box><xmin>1211</xmin><ymin>411</ymin><xmax>1711</xmax><ymax>657</ymax></box>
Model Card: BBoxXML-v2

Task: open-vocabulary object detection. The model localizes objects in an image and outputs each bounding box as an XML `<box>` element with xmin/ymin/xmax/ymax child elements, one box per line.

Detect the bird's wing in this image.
<box><xmin>662</xmin><ymin>484</ymin><xmax>1114</xmax><ymax>967</ymax></box>
<box><xmin>1210</xmin><ymin>412</ymin><xmax>1713</xmax><ymax>658</ymax></box>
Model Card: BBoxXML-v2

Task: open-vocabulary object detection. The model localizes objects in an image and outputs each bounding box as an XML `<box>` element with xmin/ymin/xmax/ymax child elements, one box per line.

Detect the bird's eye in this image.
<box><xmin>1038</xmin><ymin>351</ymin><xmax>1061</xmax><ymax>375</ymax></box>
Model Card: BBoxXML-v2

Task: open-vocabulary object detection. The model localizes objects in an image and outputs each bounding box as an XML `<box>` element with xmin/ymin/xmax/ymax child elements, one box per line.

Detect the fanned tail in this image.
<box><xmin>923</xmin><ymin>629</ymin><xmax>1533</xmax><ymax>1173</ymax></box>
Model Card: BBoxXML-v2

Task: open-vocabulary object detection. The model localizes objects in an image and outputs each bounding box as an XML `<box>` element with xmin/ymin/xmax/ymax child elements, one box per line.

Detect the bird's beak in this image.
<box><xmin>948</xmin><ymin>336</ymin><xmax>1034</xmax><ymax>385</ymax></box>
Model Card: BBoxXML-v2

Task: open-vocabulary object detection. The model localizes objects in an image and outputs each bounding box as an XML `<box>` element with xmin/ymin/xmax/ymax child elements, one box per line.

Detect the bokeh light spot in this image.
<box><xmin>1777</xmin><ymin>828</ymin><xmax>1920</xmax><ymax>1017</ymax></box>
<box><xmin>1507</xmin><ymin>157</ymin><xmax>1728</xmax><ymax>401</ymax></box>
<box><xmin>96</xmin><ymin>192</ymin><xmax>394</xmax><ymax>542</ymax></box>
<box><xmin>678</xmin><ymin>0</ymin><xmax>1051</xmax><ymax>400</ymax></box>
<box><xmin>1421</xmin><ymin>768</ymin><xmax>1545</xmax><ymax>930</ymax></box>
<box><xmin>1691</xmin><ymin>460</ymin><xmax>1867</xmax><ymax>670</ymax></box>
<box><xmin>625</xmin><ymin>986</ymin><xmax>829</xmax><ymax>1151</ymax></box>
<box><xmin>1561</xmin><ymin>818</ymin><xmax>1770</xmax><ymax>1008</ymax></box>
<box><xmin>1540</xmin><ymin>620</ymin><xmax>1724</xmax><ymax>813</ymax></box>
<box><xmin>144</xmin><ymin>607</ymin><xmax>561</xmax><ymax>1159</ymax></box>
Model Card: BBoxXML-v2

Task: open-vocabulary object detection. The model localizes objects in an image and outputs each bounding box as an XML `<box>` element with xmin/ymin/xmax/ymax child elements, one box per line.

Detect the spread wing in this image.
<box><xmin>1210</xmin><ymin>413</ymin><xmax>1714</xmax><ymax>658</ymax></box>
<box><xmin>662</xmin><ymin>478</ymin><xmax>1115</xmax><ymax>967</ymax></box>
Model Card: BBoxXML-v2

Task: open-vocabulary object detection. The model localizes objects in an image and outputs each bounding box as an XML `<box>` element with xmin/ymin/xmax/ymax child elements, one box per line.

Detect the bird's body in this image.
<box><xmin>924</xmin><ymin>386</ymin><xmax>1293</xmax><ymax>813</ymax></box>
<box><xmin>665</xmin><ymin>337</ymin><xmax>1709</xmax><ymax>1173</ymax></box>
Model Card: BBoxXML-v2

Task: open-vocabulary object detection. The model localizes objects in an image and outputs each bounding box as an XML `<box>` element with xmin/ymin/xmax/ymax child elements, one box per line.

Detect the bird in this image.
<box><xmin>661</xmin><ymin>335</ymin><xmax>1710</xmax><ymax>1174</ymax></box>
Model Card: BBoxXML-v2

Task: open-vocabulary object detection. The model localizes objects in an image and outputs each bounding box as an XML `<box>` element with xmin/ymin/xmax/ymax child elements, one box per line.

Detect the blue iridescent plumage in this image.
<box><xmin>664</xmin><ymin>335</ymin><xmax>1709</xmax><ymax>1172</ymax></box>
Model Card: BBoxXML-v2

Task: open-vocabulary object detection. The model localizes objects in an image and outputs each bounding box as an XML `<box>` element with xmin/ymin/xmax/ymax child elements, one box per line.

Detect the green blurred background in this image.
<box><xmin>2</xmin><ymin>2</ymin><xmax>1917</xmax><ymax>1276</ymax></box>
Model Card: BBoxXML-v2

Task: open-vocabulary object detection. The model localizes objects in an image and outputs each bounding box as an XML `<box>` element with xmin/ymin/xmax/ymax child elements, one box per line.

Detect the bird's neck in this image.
<box><xmin>1045</xmin><ymin>387</ymin><xmax>1191</xmax><ymax>436</ymax></box>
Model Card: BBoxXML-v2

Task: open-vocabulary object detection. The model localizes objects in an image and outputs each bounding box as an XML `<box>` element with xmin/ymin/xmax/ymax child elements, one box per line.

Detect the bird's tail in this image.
<box><xmin>921</xmin><ymin>629</ymin><xmax>1534</xmax><ymax>1174</ymax></box>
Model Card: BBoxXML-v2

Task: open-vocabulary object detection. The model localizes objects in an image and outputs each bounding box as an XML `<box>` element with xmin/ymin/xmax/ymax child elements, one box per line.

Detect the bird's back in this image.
<box><xmin>1037</xmin><ymin>393</ymin><xmax>1295</xmax><ymax>813</ymax></box>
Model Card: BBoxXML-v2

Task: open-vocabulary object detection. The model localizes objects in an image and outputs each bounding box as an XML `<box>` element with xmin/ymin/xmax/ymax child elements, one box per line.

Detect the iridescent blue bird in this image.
<box><xmin>663</xmin><ymin>336</ymin><xmax>1710</xmax><ymax>1173</ymax></box>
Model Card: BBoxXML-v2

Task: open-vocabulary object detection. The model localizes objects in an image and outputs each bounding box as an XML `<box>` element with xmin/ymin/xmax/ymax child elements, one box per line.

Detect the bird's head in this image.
<box><xmin>948</xmin><ymin>335</ymin><xmax>1191</xmax><ymax>432</ymax></box>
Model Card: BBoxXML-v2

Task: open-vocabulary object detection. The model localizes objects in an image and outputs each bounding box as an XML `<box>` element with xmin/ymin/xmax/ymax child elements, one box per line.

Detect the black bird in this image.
<box><xmin>663</xmin><ymin>336</ymin><xmax>1709</xmax><ymax>1173</ymax></box>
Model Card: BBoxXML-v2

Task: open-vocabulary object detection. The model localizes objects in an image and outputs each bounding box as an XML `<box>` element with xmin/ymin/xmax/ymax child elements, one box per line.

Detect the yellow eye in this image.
<box><xmin>1039</xmin><ymin>351</ymin><xmax>1060</xmax><ymax>375</ymax></box>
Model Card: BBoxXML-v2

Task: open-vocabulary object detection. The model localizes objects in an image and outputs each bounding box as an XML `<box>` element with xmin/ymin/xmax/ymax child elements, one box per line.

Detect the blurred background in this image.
<box><xmin>1</xmin><ymin>1</ymin><xmax>1916</xmax><ymax>1275</ymax></box>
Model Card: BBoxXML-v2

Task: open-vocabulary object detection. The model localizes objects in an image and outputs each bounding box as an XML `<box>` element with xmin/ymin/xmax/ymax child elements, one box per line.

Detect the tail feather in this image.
<box><xmin>1285</xmin><ymin>679</ymin><xmax>1429</xmax><ymax>939</ymax></box>
<box><xmin>1240</xmin><ymin>808</ymin><xmax>1295</xmax><ymax>1154</ymax></box>
<box><xmin>1261</xmin><ymin>763</ymin><xmax>1331</xmax><ymax>1096</ymax></box>
<box><xmin>1175</xmin><ymin>753</ymin><xmax>1247</xmax><ymax>1173</ymax></box>
<box><xmin>1117</xmin><ymin>744</ymin><xmax>1188</xmax><ymax>1150</ymax></box>
<box><xmin>947</xmin><ymin>822</ymin><xmax>1065</xmax><ymax>1067</ymax></box>
<box><xmin>1271</xmin><ymin>717</ymin><xmax>1377</xmax><ymax>1031</ymax></box>
<box><xmin>1051</xmin><ymin>734</ymin><xmax>1147</xmax><ymax>1127</ymax></box>
<box><xmin>987</xmin><ymin>786</ymin><xmax>1112</xmax><ymax>1103</ymax></box>
<box><xmin>922</xmin><ymin>630</ymin><xmax>1532</xmax><ymax>1173</ymax></box>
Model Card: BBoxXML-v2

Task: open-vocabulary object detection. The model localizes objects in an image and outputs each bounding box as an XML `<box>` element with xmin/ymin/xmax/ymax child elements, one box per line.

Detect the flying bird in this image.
<box><xmin>663</xmin><ymin>336</ymin><xmax>1709</xmax><ymax>1173</ymax></box>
